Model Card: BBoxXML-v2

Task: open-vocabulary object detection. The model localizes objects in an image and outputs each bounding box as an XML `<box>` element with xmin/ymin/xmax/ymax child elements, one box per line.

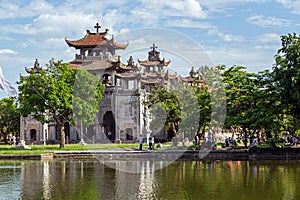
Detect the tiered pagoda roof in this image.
<box><xmin>69</xmin><ymin>56</ymin><xmax>136</xmax><ymax>73</ymax></box>
<box><xmin>138</xmin><ymin>43</ymin><xmax>170</xmax><ymax>67</ymax></box>
<box><xmin>179</xmin><ymin>67</ymin><xmax>204</xmax><ymax>87</ymax></box>
<box><xmin>66</xmin><ymin>23</ymin><xmax>131</xmax><ymax>72</ymax></box>
<box><xmin>112</xmin><ymin>56</ymin><xmax>140</xmax><ymax>73</ymax></box>
<box><xmin>65</xmin><ymin>23</ymin><xmax>128</xmax><ymax>49</ymax></box>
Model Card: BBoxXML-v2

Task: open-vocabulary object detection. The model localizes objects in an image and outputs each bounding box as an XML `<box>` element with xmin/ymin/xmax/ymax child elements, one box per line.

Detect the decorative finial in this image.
<box><xmin>190</xmin><ymin>67</ymin><xmax>196</xmax><ymax>78</ymax></box>
<box><xmin>127</xmin><ymin>56</ymin><xmax>134</xmax><ymax>66</ymax></box>
<box><xmin>34</xmin><ymin>59</ymin><xmax>41</xmax><ymax>70</ymax></box>
<box><xmin>151</xmin><ymin>43</ymin><xmax>158</xmax><ymax>51</ymax></box>
<box><xmin>94</xmin><ymin>22</ymin><xmax>101</xmax><ymax>34</ymax></box>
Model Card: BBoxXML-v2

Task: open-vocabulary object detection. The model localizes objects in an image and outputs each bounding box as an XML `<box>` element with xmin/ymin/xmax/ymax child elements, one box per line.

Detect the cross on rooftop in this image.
<box><xmin>94</xmin><ymin>23</ymin><xmax>101</xmax><ymax>33</ymax></box>
<box><xmin>151</xmin><ymin>43</ymin><xmax>158</xmax><ymax>51</ymax></box>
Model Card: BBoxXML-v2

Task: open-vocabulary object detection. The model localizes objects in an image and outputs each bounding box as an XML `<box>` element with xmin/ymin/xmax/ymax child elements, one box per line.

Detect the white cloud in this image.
<box><xmin>258</xmin><ymin>33</ymin><xmax>281</xmax><ymax>43</ymax></box>
<box><xmin>253</xmin><ymin>33</ymin><xmax>281</xmax><ymax>50</ymax></box>
<box><xmin>45</xmin><ymin>38</ymin><xmax>66</xmax><ymax>48</ymax></box>
<box><xmin>0</xmin><ymin>36</ymin><xmax>15</xmax><ymax>41</ymax></box>
<box><xmin>0</xmin><ymin>12</ymin><xmax>96</xmax><ymax>37</ymax></box>
<box><xmin>130</xmin><ymin>0</ymin><xmax>208</xmax><ymax>27</ymax></box>
<box><xmin>164</xmin><ymin>18</ymin><xmax>216</xmax><ymax>29</ymax></box>
<box><xmin>164</xmin><ymin>0</ymin><xmax>207</xmax><ymax>19</ymax></box>
<box><xmin>130</xmin><ymin>8</ymin><xmax>161</xmax><ymax>27</ymax></box>
<box><xmin>0</xmin><ymin>0</ymin><xmax>53</xmax><ymax>19</ymax></box>
<box><xmin>201</xmin><ymin>0</ymin><xmax>270</xmax><ymax>9</ymax></box>
<box><xmin>206</xmin><ymin>46</ymin><xmax>275</xmax><ymax>72</ymax></box>
<box><xmin>0</xmin><ymin>1</ymin><xmax>21</xmax><ymax>19</ymax></box>
<box><xmin>0</xmin><ymin>49</ymin><xmax>17</xmax><ymax>55</ymax></box>
<box><xmin>276</xmin><ymin>0</ymin><xmax>300</xmax><ymax>15</ymax></box>
<box><xmin>247</xmin><ymin>15</ymin><xmax>291</xmax><ymax>28</ymax></box>
<box><xmin>208</xmin><ymin>29</ymin><xmax>244</xmax><ymax>42</ymax></box>
<box><xmin>255</xmin><ymin>44</ymin><xmax>280</xmax><ymax>50</ymax></box>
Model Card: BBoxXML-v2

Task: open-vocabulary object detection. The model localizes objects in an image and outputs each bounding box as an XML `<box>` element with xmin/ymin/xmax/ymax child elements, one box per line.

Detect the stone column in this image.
<box><xmin>20</xmin><ymin>116</ymin><xmax>25</xmax><ymax>141</ymax></box>
<box><xmin>79</xmin><ymin>122</ymin><xmax>86</xmax><ymax>145</ymax></box>
<box><xmin>16</xmin><ymin>116</ymin><xmax>31</xmax><ymax>149</ymax></box>
<box><xmin>95</xmin><ymin>124</ymin><xmax>101</xmax><ymax>142</ymax></box>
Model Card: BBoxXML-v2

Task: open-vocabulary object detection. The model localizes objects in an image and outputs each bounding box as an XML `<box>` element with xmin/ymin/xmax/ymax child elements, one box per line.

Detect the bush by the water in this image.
<box><xmin>266</xmin><ymin>138</ymin><xmax>285</xmax><ymax>143</ymax></box>
<box><xmin>188</xmin><ymin>144</ymin><xmax>200</xmax><ymax>150</ymax></box>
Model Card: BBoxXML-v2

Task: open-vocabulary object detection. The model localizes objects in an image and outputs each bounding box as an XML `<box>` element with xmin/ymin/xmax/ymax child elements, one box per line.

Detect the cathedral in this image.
<box><xmin>20</xmin><ymin>23</ymin><xmax>197</xmax><ymax>145</ymax></box>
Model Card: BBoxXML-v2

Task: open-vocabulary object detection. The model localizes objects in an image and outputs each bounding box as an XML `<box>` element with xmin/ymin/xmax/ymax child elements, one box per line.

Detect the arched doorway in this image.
<box><xmin>103</xmin><ymin>111</ymin><xmax>115</xmax><ymax>141</ymax></box>
<box><xmin>30</xmin><ymin>129</ymin><xmax>37</xmax><ymax>141</ymax></box>
<box><xmin>126</xmin><ymin>128</ymin><xmax>133</xmax><ymax>140</ymax></box>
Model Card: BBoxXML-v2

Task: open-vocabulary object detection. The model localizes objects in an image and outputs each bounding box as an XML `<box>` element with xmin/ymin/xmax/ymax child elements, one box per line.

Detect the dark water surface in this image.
<box><xmin>0</xmin><ymin>159</ymin><xmax>300</xmax><ymax>200</ymax></box>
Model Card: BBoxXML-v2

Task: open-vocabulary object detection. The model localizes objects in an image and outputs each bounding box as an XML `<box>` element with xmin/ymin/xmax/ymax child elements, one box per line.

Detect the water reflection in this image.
<box><xmin>0</xmin><ymin>160</ymin><xmax>300</xmax><ymax>199</ymax></box>
<box><xmin>0</xmin><ymin>162</ymin><xmax>21</xmax><ymax>199</ymax></box>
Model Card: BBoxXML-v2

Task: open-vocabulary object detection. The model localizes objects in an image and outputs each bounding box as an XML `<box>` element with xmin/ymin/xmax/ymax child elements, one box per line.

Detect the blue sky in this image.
<box><xmin>0</xmin><ymin>0</ymin><xmax>299</xmax><ymax>98</ymax></box>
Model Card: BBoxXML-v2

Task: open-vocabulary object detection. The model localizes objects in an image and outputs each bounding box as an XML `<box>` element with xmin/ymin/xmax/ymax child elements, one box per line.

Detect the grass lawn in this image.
<box><xmin>0</xmin><ymin>143</ymin><xmax>141</xmax><ymax>155</ymax></box>
<box><xmin>0</xmin><ymin>142</ymin><xmax>193</xmax><ymax>155</ymax></box>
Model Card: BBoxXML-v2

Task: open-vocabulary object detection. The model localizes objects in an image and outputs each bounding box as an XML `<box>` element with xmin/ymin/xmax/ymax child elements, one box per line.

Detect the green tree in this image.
<box><xmin>195</xmin><ymin>84</ymin><xmax>211</xmax><ymax>138</ymax></box>
<box><xmin>273</xmin><ymin>33</ymin><xmax>300</xmax><ymax>133</ymax></box>
<box><xmin>73</xmin><ymin>69</ymin><xmax>104</xmax><ymax>127</ymax></box>
<box><xmin>223</xmin><ymin>66</ymin><xmax>258</xmax><ymax>147</ymax></box>
<box><xmin>253</xmin><ymin>70</ymin><xmax>282</xmax><ymax>138</ymax></box>
<box><xmin>178</xmin><ymin>84</ymin><xmax>201</xmax><ymax>140</ymax></box>
<box><xmin>146</xmin><ymin>65</ymin><xmax>226</xmax><ymax>142</ymax></box>
<box><xmin>0</xmin><ymin>97</ymin><xmax>20</xmax><ymax>143</ymax></box>
<box><xmin>223</xmin><ymin>66</ymin><xmax>285</xmax><ymax>146</ymax></box>
<box><xmin>145</xmin><ymin>86</ymin><xmax>181</xmax><ymax>139</ymax></box>
<box><xmin>18</xmin><ymin>61</ymin><xmax>104</xmax><ymax>148</ymax></box>
<box><xmin>196</xmin><ymin>65</ymin><xmax>226</xmax><ymax>138</ymax></box>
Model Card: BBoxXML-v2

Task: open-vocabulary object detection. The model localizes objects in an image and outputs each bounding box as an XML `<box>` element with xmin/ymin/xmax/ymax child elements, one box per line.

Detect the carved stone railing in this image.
<box><xmin>75</xmin><ymin>54</ymin><xmax>113</xmax><ymax>61</ymax></box>
<box><xmin>116</xmin><ymin>89</ymin><xmax>140</xmax><ymax>96</ymax></box>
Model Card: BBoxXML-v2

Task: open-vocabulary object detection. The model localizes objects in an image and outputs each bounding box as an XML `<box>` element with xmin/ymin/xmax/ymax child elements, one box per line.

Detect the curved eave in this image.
<box><xmin>25</xmin><ymin>67</ymin><xmax>32</xmax><ymax>73</ymax></box>
<box><xmin>68</xmin><ymin>60</ymin><xmax>113</xmax><ymax>70</ymax></box>
<box><xmin>119</xmin><ymin>66</ymin><xmax>132</xmax><ymax>70</ymax></box>
<box><xmin>164</xmin><ymin>61</ymin><xmax>171</xmax><ymax>66</ymax></box>
<box><xmin>65</xmin><ymin>36</ymin><xmax>128</xmax><ymax>50</ymax></box>
<box><xmin>181</xmin><ymin>77</ymin><xmax>195</xmax><ymax>83</ymax></box>
<box><xmin>111</xmin><ymin>40</ymin><xmax>129</xmax><ymax>50</ymax></box>
<box><xmin>65</xmin><ymin>37</ymin><xmax>100</xmax><ymax>49</ymax></box>
<box><xmin>112</xmin><ymin>61</ymin><xmax>132</xmax><ymax>71</ymax></box>
<box><xmin>138</xmin><ymin>60</ymin><xmax>171</xmax><ymax>66</ymax></box>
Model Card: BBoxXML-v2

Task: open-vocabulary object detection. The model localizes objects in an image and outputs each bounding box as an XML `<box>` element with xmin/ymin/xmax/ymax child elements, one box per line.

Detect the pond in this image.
<box><xmin>1</xmin><ymin>159</ymin><xmax>300</xmax><ymax>200</ymax></box>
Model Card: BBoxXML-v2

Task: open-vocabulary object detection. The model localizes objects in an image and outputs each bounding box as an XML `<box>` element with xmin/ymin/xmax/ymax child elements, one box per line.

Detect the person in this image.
<box><xmin>292</xmin><ymin>136</ymin><xmax>298</xmax><ymax>146</ymax></box>
<box><xmin>12</xmin><ymin>135</ymin><xmax>16</xmax><ymax>146</ymax></box>
<box><xmin>250</xmin><ymin>137</ymin><xmax>257</xmax><ymax>148</ymax></box>
<box><xmin>156</xmin><ymin>142</ymin><xmax>163</xmax><ymax>148</ymax></box>
<box><xmin>207</xmin><ymin>134</ymin><xmax>213</xmax><ymax>143</ymax></box>
<box><xmin>151</xmin><ymin>136</ymin><xmax>155</xmax><ymax>150</ymax></box>
<box><xmin>224</xmin><ymin>137</ymin><xmax>229</xmax><ymax>147</ymax></box>
<box><xmin>148</xmin><ymin>136</ymin><xmax>153</xmax><ymax>150</ymax></box>
<box><xmin>139</xmin><ymin>136</ymin><xmax>143</xmax><ymax>150</ymax></box>
<box><xmin>194</xmin><ymin>135</ymin><xmax>199</xmax><ymax>145</ymax></box>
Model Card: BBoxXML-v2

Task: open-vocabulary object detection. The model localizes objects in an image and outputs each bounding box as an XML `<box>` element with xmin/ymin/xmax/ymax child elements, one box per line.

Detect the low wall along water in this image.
<box><xmin>2</xmin><ymin>148</ymin><xmax>300</xmax><ymax>161</ymax></box>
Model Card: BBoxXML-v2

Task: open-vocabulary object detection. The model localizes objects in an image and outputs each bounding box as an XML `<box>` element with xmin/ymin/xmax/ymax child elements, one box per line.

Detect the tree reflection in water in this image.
<box><xmin>1</xmin><ymin>160</ymin><xmax>300</xmax><ymax>200</ymax></box>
